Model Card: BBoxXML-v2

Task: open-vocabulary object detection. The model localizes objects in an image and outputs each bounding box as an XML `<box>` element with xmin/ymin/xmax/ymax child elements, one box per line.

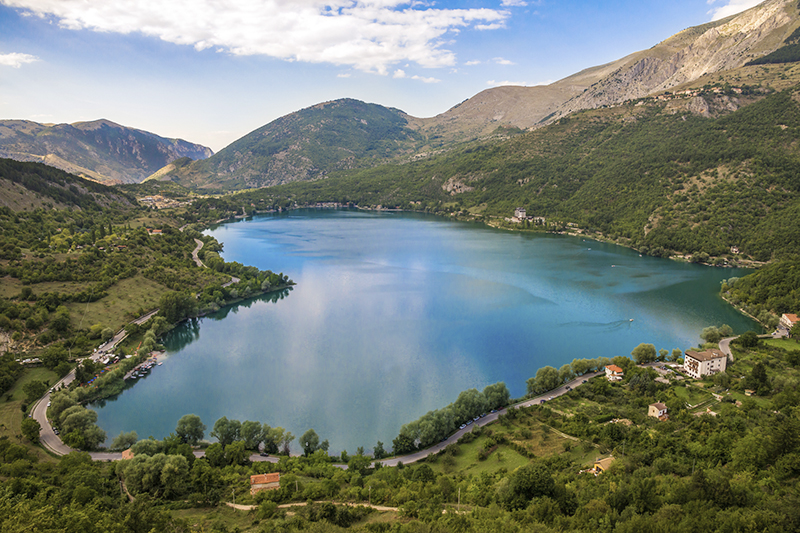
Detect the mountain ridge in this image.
<box><xmin>164</xmin><ymin>0</ymin><xmax>800</xmax><ymax>191</ymax></box>
<box><xmin>0</xmin><ymin>119</ymin><xmax>213</xmax><ymax>185</ymax></box>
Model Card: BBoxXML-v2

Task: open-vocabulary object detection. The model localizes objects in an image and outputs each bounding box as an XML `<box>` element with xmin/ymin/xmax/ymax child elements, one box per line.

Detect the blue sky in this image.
<box><xmin>0</xmin><ymin>0</ymin><xmax>766</xmax><ymax>151</ymax></box>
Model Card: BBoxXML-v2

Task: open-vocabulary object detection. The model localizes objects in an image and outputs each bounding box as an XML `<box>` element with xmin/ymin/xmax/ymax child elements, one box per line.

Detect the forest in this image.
<box><xmin>0</xmin><ymin>329</ymin><xmax>798</xmax><ymax>532</ymax></box>
<box><xmin>205</xmin><ymin>84</ymin><xmax>800</xmax><ymax>264</ymax></box>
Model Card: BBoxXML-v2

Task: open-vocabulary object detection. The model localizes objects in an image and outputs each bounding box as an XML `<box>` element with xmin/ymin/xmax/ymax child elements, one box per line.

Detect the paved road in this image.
<box><xmin>31</xmin><ymin>371</ymin><xmax>78</xmax><ymax>456</ymax></box>
<box><xmin>34</xmin><ymin>308</ymin><xmax>160</xmax><ymax>457</ymax></box>
<box><xmin>191</xmin><ymin>238</ymin><xmax>206</xmax><ymax>268</ymax></box>
<box><xmin>378</xmin><ymin>371</ymin><xmax>603</xmax><ymax>467</ymax></box>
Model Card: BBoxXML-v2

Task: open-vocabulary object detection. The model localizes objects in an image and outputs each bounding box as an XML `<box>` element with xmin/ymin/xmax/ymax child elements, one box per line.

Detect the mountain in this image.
<box><xmin>236</xmin><ymin>84</ymin><xmax>800</xmax><ymax>263</ymax></box>
<box><xmin>0</xmin><ymin>119</ymin><xmax>213</xmax><ymax>185</ymax></box>
<box><xmin>168</xmin><ymin>99</ymin><xmax>422</xmax><ymax>190</ymax></box>
<box><xmin>168</xmin><ymin>0</ymin><xmax>800</xmax><ymax>192</ymax></box>
<box><xmin>0</xmin><ymin>158</ymin><xmax>136</xmax><ymax>212</ymax></box>
<box><xmin>421</xmin><ymin>0</ymin><xmax>799</xmax><ymax>139</ymax></box>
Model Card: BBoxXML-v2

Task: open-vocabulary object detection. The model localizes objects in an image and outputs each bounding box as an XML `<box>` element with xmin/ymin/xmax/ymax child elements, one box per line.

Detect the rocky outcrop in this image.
<box><xmin>552</xmin><ymin>0</ymin><xmax>796</xmax><ymax>119</ymax></box>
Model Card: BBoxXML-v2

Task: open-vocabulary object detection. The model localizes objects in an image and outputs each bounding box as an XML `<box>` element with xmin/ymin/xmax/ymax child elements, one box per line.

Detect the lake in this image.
<box><xmin>93</xmin><ymin>209</ymin><xmax>756</xmax><ymax>453</ymax></box>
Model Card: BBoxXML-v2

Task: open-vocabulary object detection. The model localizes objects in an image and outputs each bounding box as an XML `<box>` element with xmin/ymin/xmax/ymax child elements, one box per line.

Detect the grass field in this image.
<box><xmin>673</xmin><ymin>385</ymin><xmax>713</xmax><ymax>407</ymax></box>
<box><xmin>65</xmin><ymin>275</ymin><xmax>166</xmax><ymax>331</ymax></box>
<box><xmin>0</xmin><ymin>366</ymin><xmax>60</xmax><ymax>463</ymax></box>
<box><xmin>762</xmin><ymin>338</ymin><xmax>800</xmax><ymax>350</ymax></box>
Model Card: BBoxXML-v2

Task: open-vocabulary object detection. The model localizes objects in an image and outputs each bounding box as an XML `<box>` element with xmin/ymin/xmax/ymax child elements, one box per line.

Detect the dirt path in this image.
<box><xmin>224</xmin><ymin>500</ymin><xmax>399</xmax><ymax>512</ymax></box>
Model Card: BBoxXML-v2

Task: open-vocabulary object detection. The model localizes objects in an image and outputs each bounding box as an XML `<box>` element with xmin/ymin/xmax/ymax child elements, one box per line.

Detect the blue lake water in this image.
<box><xmin>94</xmin><ymin>209</ymin><xmax>756</xmax><ymax>453</ymax></box>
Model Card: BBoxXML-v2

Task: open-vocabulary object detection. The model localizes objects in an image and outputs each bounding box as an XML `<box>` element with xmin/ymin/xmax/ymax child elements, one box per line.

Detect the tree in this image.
<box><xmin>483</xmin><ymin>382</ymin><xmax>510</xmax><ymax>410</ymax></box>
<box><xmin>100</xmin><ymin>327</ymin><xmax>114</xmax><ymax>342</ymax></box>
<box><xmin>631</xmin><ymin>343</ymin><xmax>657</xmax><ymax>364</ymax></box>
<box><xmin>736</xmin><ymin>331</ymin><xmax>760</xmax><ymax>348</ymax></box>
<box><xmin>21</xmin><ymin>418</ymin><xmax>41</xmax><ymax>443</ymax></box>
<box><xmin>23</xmin><ymin>380</ymin><xmax>48</xmax><ymax>404</ymax></box>
<box><xmin>301</xmin><ymin>428</ymin><xmax>320</xmax><ymax>456</ymax></box>
<box><xmin>373</xmin><ymin>441</ymin><xmax>386</xmax><ymax>460</ymax></box>
<box><xmin>110</xmin><ymin>431</ymin><xmax>138</xmax><ymax>451</ymax></box>
<box><xmin>558</xmin><ymin>363</ymin><xmax>575</xmax><ymax>384</ymax></box>
<box><xmin>504</xmin><ymin>462</ymin><xmax>555</xmax><ymax>510</ymax></box>
<box><xmin>454</xmin><ymin>388</ymin><xmax>488</xmax><ymax>420</ymax></box>
<box><xmin>176</xmin><ymin>414</ymin><xmax>206</xmax><ymax>445</ymax></box>
<box><xmin>225</xmin><ymin>441</ymin><xmax>250</xmax><ymax>466</ymax></box>
<box><xmin>204</xmin><ymin>443</ymin><xmax>226</xmax><ymax>468</ymax></box>
<box><xmin>700</xmin><ymin>326</ymin><xmax>722</xmax><ymax>344</ymax></box>
<box><xmin>527</xmin><ymin>366</ymin><xmax>560</xmax><ymax>395</ymax></box>
<box><xmin>210</xmin><ymin>416</ymin><xmax>240</xmax><ymax>447</ymax></box>
<box><xmin>158</xmin><ymin>291</ymin><xmax>198</xmax><ymax>323</ymax></box>
<box><xmin>240</xmin><ymin>420</ymin><xmax>265</xmax><ymax>450</ymax></box>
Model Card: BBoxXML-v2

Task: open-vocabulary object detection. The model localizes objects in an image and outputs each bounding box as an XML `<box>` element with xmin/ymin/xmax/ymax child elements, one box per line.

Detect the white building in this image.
<box><xmin>683</xmin><ymin>349</ymin><xmax>727</xmax><ymax>379</ymax></box>
<box><xmin>780</xmin><ymin>313</ymin><xmax>799</xmax><ymax>331</ymax></box>
<box><xmin>514</xmin><ymin>207</ymin><xmax>526</xmax><ymax>220</ymax></box>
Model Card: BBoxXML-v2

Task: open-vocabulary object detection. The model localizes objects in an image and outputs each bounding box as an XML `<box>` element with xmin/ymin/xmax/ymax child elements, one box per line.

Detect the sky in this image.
<box><xmin>0</xmin><ymin>0</ymin><xmax>767</xmax><ymax>152</ymax></box>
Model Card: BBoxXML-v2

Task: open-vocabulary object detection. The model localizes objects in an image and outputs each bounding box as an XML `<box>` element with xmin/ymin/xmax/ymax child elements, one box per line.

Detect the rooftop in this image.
<box><xmin>685</xmin><ymin>349</ymin><xmax>726</xmax><ymax>362</ymax></box>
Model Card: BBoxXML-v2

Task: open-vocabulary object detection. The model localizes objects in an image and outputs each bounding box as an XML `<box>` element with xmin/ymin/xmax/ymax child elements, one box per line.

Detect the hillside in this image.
<box><xmin>170</xmin><ymin>99</ymin><xmax>423</xmax><ymax>190</ymax></box>
<box><xmin>0</xmin><ymin>119</ymin><xmax>213</xmax><ymax>185</ymax></box>
<box><xmin>227</xmin><ymin>84</ymin><xmax>800</xmax><ymax>263</ymax></box>
<box><xmin>165</xmin><ymin>0</ymin><xmax>800</xmax><ymax>192</ymax></box>
<box><xmin>0</xmin><ymin>158</ymin><xmax>135</xmax><ymax>212</ymax></box>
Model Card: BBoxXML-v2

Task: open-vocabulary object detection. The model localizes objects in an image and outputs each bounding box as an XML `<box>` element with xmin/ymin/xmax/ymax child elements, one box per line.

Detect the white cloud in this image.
<box><xmin>2</xmin><ymin>0</ymin><xmax>508</xmax><ymax>74</ymax></box>
<box><xmin>0</xmin><ymin>52</ymin><xmax>39</xmax><ymax>67</ymax></box>
<box><xmin>501</xmin><ymin>0</ymin><xmax>527</xmax><ymax>6</ymax></box>
<box><xmin>707</xmin><ymin>0</ymin><xmax>766</xmax><ymax>21</ymax></box>
<box><xmin>493</xmin><ymin>57</ymin><xmax>514</xmax><ymax>65</ymax></box>
<box><xmin>464</xmin><ymin>60</ymin><xmax>481</xmax><ymax>66</ymax></box>
<box><xmin>393</xmin><ymin>68</ymin><xmax>439</xmax><ymax>82</ymax></box>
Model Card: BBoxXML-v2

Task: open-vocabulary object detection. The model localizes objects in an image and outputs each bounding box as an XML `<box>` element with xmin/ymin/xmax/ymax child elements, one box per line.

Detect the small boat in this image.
<box><xmin>157</xmin><ymin>362</ymin><xmax>163</xmax><ymax>366</ymax></box>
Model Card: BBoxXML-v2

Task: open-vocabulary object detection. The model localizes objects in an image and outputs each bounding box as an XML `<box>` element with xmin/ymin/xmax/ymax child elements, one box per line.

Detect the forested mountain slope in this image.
<box><xmin>0</xmin><ymin>158</ymin><xmax>135</xmax><ymax>212</ymax></box>
<box><xmin>238</xmin><ymin>85</ymin><xmax>800</xmax><ymax>263</ymax></box>
<box><xmin>0</xmin><ymin>119</ymin><xmax>212</xmax><ymax>185</ymax></box>
<box><xmin>170</xmin><ymin>99</ymin><xmax>423</xmax><ymax>190</ymax></box>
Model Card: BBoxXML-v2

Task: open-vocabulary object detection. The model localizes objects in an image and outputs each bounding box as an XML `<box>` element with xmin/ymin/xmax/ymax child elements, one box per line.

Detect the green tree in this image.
<box><xmin>240</xmin><ymin>420</ymin><xmax>265</xmax><ymax>450</ymax></box>
<box><xmin>301</xmin><ymin>428</ymin><xmax>321</xmax><ymax>456</ymax></box>
<box><xmin>504</xmin><ymin>462</ymin><xmax>555</xmax><ymax>510</ymax></box>
<box><xmin>373</xmin><ymin>440</ymin><xmax>386</xmax><ymax>460</ymax></box>
<box><xmin>483</xmin><ymin>382</ymin><xmax>510</xmax><ymax>410</ymax></box>
<box><xmin>21</xmin><ymin>418</ymin><xmax>41</xmax><ymax>443</ymax></box>
<box><xmin>631</xmin><ymin>343</ymin><xmax>657</xmax><ymax>364</ymax></box>
<box><xmin>527</xmin><ymin>366</ymin><xmax>560</xmax><ymax>395</ymax></box>
<box><xmin>210</xmin><ymin>416</ymin><xmax>240</xmax><ymax>447</ymax></box>
<box><xmin>22</xmin><ymin>380</ymin><xmax>48</xmax><ymax>404</ymax></box>
<box><xmin>700</xmin><ymin>326</ymin><xmax>722</xmax><ymax>344</ymax></box>
<box><xmin>736</xmin><ymin>331</ymin><xmax>760</xmax><ymax>348</ymax></box>
<box><xmin>176</xmin><ymin>414</ymin><xmax>206</xmax><ymax>445</ymax></box>
<box><xmin>110</xmin><ymin>430</ymin><xmax>138</xmax><ymax>451</ymax></box>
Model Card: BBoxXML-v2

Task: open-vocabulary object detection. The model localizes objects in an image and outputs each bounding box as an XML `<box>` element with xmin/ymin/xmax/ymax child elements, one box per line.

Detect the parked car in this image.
<box><xmin>260</xmin><ymin>452</ymin><xmax>269</xmax><ymax>457</ymax></box>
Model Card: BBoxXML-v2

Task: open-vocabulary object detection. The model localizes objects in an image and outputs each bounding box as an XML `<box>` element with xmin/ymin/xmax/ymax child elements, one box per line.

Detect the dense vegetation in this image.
<box><xmin>1</xmin><ymin>331</ymin><xmax>799</xmax><ymax>532</ymax></box>
<box><xmin>174</xmin><ymin>99</ymin><xmax>424</xmax><ymax>190</ymax></box>
<box><xmin>215</xmin><ymin>85</ymin><xmax>800</xmax><ymax>263</ymax></box>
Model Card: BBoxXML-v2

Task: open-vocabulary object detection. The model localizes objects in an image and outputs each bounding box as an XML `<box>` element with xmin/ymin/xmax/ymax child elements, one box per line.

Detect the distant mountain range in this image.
<box><xmin>0</xmin><ymin>119</ymin><xmax>213</xmax><ymax>185</ymax></box>
<box><xmin>158</xmin><ymin>0</ymin><xmax>800</xmax><ymax>190</ymax></box>
<box><xmin>2</xmin><ymin>0</ymin><xmax>799</xmax><ymax>192</ymax></box>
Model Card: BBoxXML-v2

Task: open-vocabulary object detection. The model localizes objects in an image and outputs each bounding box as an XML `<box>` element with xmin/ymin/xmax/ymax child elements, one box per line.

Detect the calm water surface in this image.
<box><xmin>94</xmin><ymin>210</ymin><xmax>756</xmax><ymax>452</ymax></box>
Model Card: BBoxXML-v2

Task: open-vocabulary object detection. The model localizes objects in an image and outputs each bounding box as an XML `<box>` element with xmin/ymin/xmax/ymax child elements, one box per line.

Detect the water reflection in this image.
<box><xmin>93</xmin><ymin>210</ymin><xmax>756</xmax><ymax>453</ymax></box>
